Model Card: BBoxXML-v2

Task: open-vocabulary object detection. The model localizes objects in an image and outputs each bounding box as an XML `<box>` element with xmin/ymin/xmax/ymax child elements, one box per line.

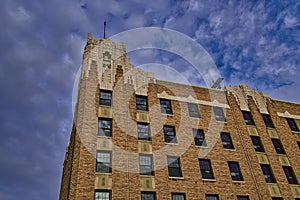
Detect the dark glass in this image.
<box><xmin>213</xmin><ymin>107</ymin><xmax>226</xmax><ymax>122</ymax></box>
<box><xmin>250</xmin><ymin>136</ymin><xmax>265</xmax><ymax>152</ymax></box>
<box><xmin>188</xmin><ymin>103</ymin><xmax>200</xmax><ymax>118</ymax></box>
<box><xmin>167</xmin><ymin>156</ymin><xmax>182</xmax><ymax>177</ymax></box>
<box><xmin>139</xmin><ymin>154</ymin><xmax>154</xmax><ymax>175</ymax></box>
<box><xmin>193</xmin><ymin>129</ymin><xmax>207</xmax><ymax>146</ymax></box>
<box><xmin>141</xmin><ymin>192</ymin><xmax>156</xmax><ymax>200</ymax></box>
<box><xmin>100</xmin><ymin>90</ymin><xmax>112</xmax><ymax>106</ymax></box>
<box><xmin>228</xmin><ymin>161</ymin><xmax>244</xmax><ymax>181</ymax></box>
<box><xmin>205</xmin><ymin>194</ymin><xmax>219</xmax><ymax>200</ymax></box>
<box><xmin>287</xmin><ymin>118</ymin><xmax>299</xmax><ymax>132</ymax></box>
<box><xmin>160</xmin><ymin>99</ymin><xmax>172</xmax><ymax>114</ymax></box>
<box><xmin>137</xmin><ymin>123</ymin><xmax>151</xmax><ymax>141</ymax></box>
<box><xmin>283</xmin><ymin>166</ymin><xmax>298</xmax><ymax>184</ymax></box>
<box><xmin>242</xmin><ymin>111</ymin><xmax>255</xmax><ymax>125</ymax></box>
<box><xmin>262</xmin><ymin>114</ymin><xmax>274</xmax><ymax>128</ymax></box>
<box><xmin>172</xmin><ymin>193</ymin><xmax>186</xmax><ymax>200</ymax></box>
<box><xmin>136</xmin><ymin>95</ymin><xmax>148</xmax><ymax>111</ymax></box>
<box><xmin>95</xmin><ymin>190</ymin><xmax>111</xmax><ymax>200</ymax></box>
<box><xmin>98</xmin><ymin>118</ymin><xmax>112</xmax><ymax>137</ymax></box>
<box><xmin>271</xmin><ymin>139</ymin><xmax>286</xmax><ymax>154</ymax></box>
<box><xmin>221</xmin><ymin>132</ymin><xmax>234</xmax><ymax>149</ymax></box>
<box><xmin>199</xmin><ymin>159</ymin><xmax>214</xmax><ymax>179</ymax></box>
<box><xmin>261</xmin><ymin>164</ymin><xmax>276</xmax><ymax>183</ymax></box>
<box><xmin>164</xmin><ymin>126</ymin><xmax>177</xmax><ymax>143</ymax></box>
<box><xmin>96</xmin><ymin>151</ymin><xmax>112</xmax><ymax>173</ymax></box>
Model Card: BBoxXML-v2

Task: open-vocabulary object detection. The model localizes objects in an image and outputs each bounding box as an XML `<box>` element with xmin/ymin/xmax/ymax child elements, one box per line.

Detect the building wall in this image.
<box><xmin>59</xmin><ymin>35</ymin><xmax>300</xmax><ymax>200</ymax></box>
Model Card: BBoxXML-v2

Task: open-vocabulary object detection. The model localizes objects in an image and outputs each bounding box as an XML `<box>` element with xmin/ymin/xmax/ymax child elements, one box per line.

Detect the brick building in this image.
<box><xmin>59</xmin><ymin>34</ymin><xmax>300</xmax><ymax>200</ymax></box>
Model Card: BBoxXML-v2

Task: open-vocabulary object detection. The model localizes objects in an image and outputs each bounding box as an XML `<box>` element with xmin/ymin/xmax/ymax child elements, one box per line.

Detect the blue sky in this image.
<box><xmin>0</xmin><ymin>0</ymin><xmax>300</xmax><ymax>199</ymax></box>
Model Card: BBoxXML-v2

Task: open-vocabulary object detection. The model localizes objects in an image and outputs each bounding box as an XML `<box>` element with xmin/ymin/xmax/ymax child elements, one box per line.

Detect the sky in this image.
<box><xmin>0</xmin><ymin>0</ymin><xmax>300</xmax><ymax>199</ymax></box>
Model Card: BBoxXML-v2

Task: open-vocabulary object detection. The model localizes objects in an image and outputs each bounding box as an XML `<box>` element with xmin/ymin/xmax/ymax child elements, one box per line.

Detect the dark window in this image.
<box><xmin>250</xmin><ymin>136</ymin><xmax>265</xmax><ymax>152</ymax></box>
<box><xmin>188</xmin><ymin>103</ymin><xmax>200</xmax><ymax>118</ymax></box>
<box><xmin>95</xmin><ymin>190</ymin><xmax>111</xmax><ymax>200</ymax></box>
<box><xmin>98</xmin><ymin>118</ymin><xmax>112</xmax><ymax>137</ymax></box>
<box><xmin>160</xmin><ymin>99</ymin><xmax>172</xmax><ymax>114</ymax></box>
<box><xmin>271</xmin><ymin>139</ymin><xmax>286</xmax><ymax>154</ymax></box>
<box><xmin>96</xmin><ymin>151</ymin><xmax>112</xmax><ymax>173</ymax></box>
<box><xmin>221</xmin><ymin>132</ymin><xmax>234</xmax><ymax>149</ymax></box>
<box><xmin>271</xmin><ymin>198</ymin><xmax>282</xmax><ymax>200</ymax></box>
<box><xmin>262</xmin><ymin>114</ymin><xmax>274</xmax><ymax>128</ymax></box>
<box><xmin>237</xmin><ymin>196</ymin><xmax>249</xmax><ymax>200</ymax></box>
<box><xmin>261</xmin><ymin>164</ymin><xmax>276</xmax><ymax>183</ymax></box>
<box><xmin>100</xmin><ymin>90</ymin><xmax>112</xmax><ymax>106</ymax></box>
<box><xmin>138</xmin><ymin>123</ymin><xmax>151</xmax><ymax>141</ymax></box>
<box><xmin>139</xmin><ymin>154</ymin><xmax>154</xmax><ymax>176</ymax></box>
<box><xmin>298</xmin><ymin>141</ymin><xmax>300</xmax><ymax>148</ymax></box>
<box><xmin>205</xmin><ymin>194</ymin><xmax>219</xmax><ymax>200</ymax></box>
<box><xmin>193</xmin><ymin>129</ymin><xmax>207</xmax><ymax>146</ymax></box>
<box><xmin>141</xmin><ymin>192</ymin><xmax>156</xmax><ymax>200</ymax></box>
<box><xmin>171</xmin><ymin>193</ymin><xmax>186</xmax><ymax>200</ymax></box>
<box><xmin>213</xmin><ymin>107</ymin><xmax>226</xmax><ymax>122</ymax></box>
<box><xmin>136</xmin><ymin>95</ymin><xmax>148</xmax><ymax>111</ymax></box>
<box><xmin>242</xmin><ymin>111</ymin><xmax>255</xmax><ymax>125</ymax></box>
<box><xmin>199</xmin><ymin>159</ymin><xmax>214</xmax><ymax>179</ymax></box>
<box><xmin>287</xmin><ymin>118</ymin><xmax>299</xmax><ymax>132</ymax></box>
<box><xmin>228</xmin><ymin>161</ymin><xmax>244</xmax><ymax>181</ymax></box>
<box><xmin>164</xmin><ymin>126</ymin><xmax>177</xmax><ymax>143</ymax></box>
<box><xmin>167</xmin><ymin>156</ymin><xmax>182</xmax><ymax>177</ymax></box>
<box><xmin>283</xmin><ymin>166</ymin><xmax>298</xmax><ymax>184</ymax></box>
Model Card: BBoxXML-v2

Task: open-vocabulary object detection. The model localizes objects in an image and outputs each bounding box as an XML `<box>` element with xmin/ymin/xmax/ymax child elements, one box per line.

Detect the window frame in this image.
<box><xmin>221</xmin><ymin>132</ymin><xmax>234</xmax><ymax>149</ymax></box>
<box><xmin>283</xmin><ymin>166</ymin><xmax>298</xmax><ymax>184</ymax></box>
<box><xmin>96</xmin><ymin>151</ymin><xmax>112</xmax><ymax>173</ymax></box>
<box><xmin>141</xmin><ymin>191</ymin><xmax>156</xmax><ymax>200</ymax></box>
<box><xmin>95</xmin><ymin>190</ymin><xmax>111</xmax><ymax>200</ymax></box>
<box><xmin>99</xmin><ymin>90</ymin><xmax>112</xmax><ymax>106</ymax></box>
<box><xmin>242</xmin><ymin>111</ymin><xmax>255</xmax><ymax>125</ymax></box>
<box><xmin>139</xmin><ymin>154</ymin><xmax>154</xmax><ymax>176</ymax></box>
<box><xmin>136</xmin><ymin>95</ymin><xmax>148</xmax><ymax>111</ymax></box>
<box><xmin>271</xmin><ymin>138</ymin><xmax>286</xmax><ymax>154</ymax></box>
<box><xmin>205</xmin><ymin>194</ymin><xmax>219</xmax><ymax>200</ymax></box>
<box><xmin>250</xmin><ymin>136</ymin><xmax>265</xmax><ymax>152</ymax></box>
<box><xmin>188</xmin><ymin>103</ymin><xmax>200</xmax><ymax>118</ymax></box>
<box><xmin>260</xmin><ymin>164</ymin><xmax>276</xmax><ymax>183</ymax></box>
<box><xmin>286</xmin><ymin>118</ymin><xmax>299</xmax><ymax>132</ymax></box>
<box><xmin>171</xmin><ymin>193</ymin><xmax>186</xmax><ymax>200</ymax></box>
<box><xmin>167</xmin><ymin>156</ymin><xmax>183</xmax><ymax>177</ymax></box>
<box><xmin>98</xmin><ymin>118</ymin><xmax>112</xmax><ymax>137</ymax></box>
<box><xmin>228</xmin><ymin>161</ymin><xmax>244</xmax><ymax>181</ymax></box>
<box><xmin>213</xmin><ymin>106</ymin><xmax>226</xmax><ymax>122</ymax></box>
<box><xmin>199</xmin><ymin>159</ymin><xmax>215</xmax><ymax>180</ymax></box>
<box><xmin>160</xmin><ymin>98</ymin><xmax>173</xmax><ymax>114</ymax></box>
<box><xmin>164</xmin><ymin>125</ymin><xmax>177</xmax><ymax>144</ymax></box>
<box><xmin>261</xmin><ymin>114</ymin><xmax>274</xmax><ymax>128</ymax></box>
<box><xmin>193</xmin><ymin>129</ymin><xmax>207</xmax><ymax>147</ymax></box>
<box><xmin>137</xmin><ymin>123</ymin><xmax>151</xmax><ymax>141</ymax></box>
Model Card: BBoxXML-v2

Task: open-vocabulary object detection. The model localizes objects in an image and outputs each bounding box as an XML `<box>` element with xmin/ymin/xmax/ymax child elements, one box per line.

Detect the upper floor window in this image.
<box><xmin>167</xmin><ymin>156</ymin><xmax>182</xmax><ymax>177</ymax></box>
<box><xmin>137</xmin><ymin>123</ymin><xmax>151</xmax><ymax>141</ymax></box>
<box><xmin>298</xmin><ymin>141</ymin><xmax>300</xmax><ymax>149</ymax></box>
<box><xmin>141</xmin><ymin>192</ymin><xmax>156</xmax><ymax>200</ymax></box>
<box><xmin>261</xmin><ymin>164</ymin><xmax>276</xmax><ymax>183</ymax></box>
<box><xmin>237</xmin><ymin>196</ymin><xmax>249</xmax><ymax>200</ymax></box>
<box><xmin>188</xmin><ymin>103</ymin><xmax>200</xmax><ymax>118</ymax></box>
<box><xmin>164</xmin><ymin>126</ymin><xmax>177</xmax><ymax>143</ymax></box>
<box><xmin>283</xmin><ymin>166</ymin><xmax>298</xmax><ymax>184</ymax></box>
<box><xmin>228</xmin><ymin>161</ymin><xmax>243</xmax><ymax>181</ymax></box>
<box><xmin>96</xmin><ymin>151</ymin><xmax>112</xmax><ymax>173</ymax></box>
<box><xmin>205</xmin><ymin>194</ymin><xmax>219</xmax><ymax>200</ymax></box>
<box><xmin>221</xmin><ymin>132</ymin><xmax>234</xmax><ymax>149</ymax></box>
<box><xmin>98</xmin><ymin>118</ymin><xmax>112</xmax><ymax>137</ymax></box>
<box><xmin>271</xmin><ymin>198</ymin><xmax>283</xmax><ymax>200</ymax></box>
<box><xmin>100</xmin><ymin>90</ymin><xmax>112</xmax><ymax>106</ymax></box>
<box><xmin>139</xmin><ymin>154</ymin><xmax>154</xmax><ymax>176</ymax></box>
<box><xmin>286</xmin><ymin>118</ymin><xmax>299</xmax><ymax>132</ymax></box>
<box><xmin>262</xmin><ymin>114</ymin><xmax>274</xmax><ymax>128</ymax></box>
<box><xmin>199</xmin><ymin>159</ymin><xmax>214</xmax><ymax>179</ymax></box>
<box><xmin>251</xmin><ymin>136</ymin><xmax>265</xmax><ymax>152</ymax></box>
<box><xmin>213</xmin><ymin>107</ymin><xmax>226</xmax><ymax>122</ymax></box>
<box><xmin>271</xmin><ymin>138</ymin><xmax>286</xmax><ymax>154</ymax></box>
<box><xmin>136</xmin><ymin>95</ymin><xmax>148</xmax><ymax>111</ymax></box>
<box><xmin>160</xmin><ymin>99</ymin><xmax>172</xmax><ymax>114</ymax></box>
<box><xmin>242</xmin><ymin>111</ymin><xmax>255</xmax><ymax>125</ymax></box>
<box><xmin>95</xmin><ymin>190</ymin><xmax>111</xmax><ymax>200</ymax></box>
<box><xmin>193</xmin><ymin>129</ymin><xmax>207</xmax><ymax>147</ymax></box>
<box><xmin>171</xmin><ymin>193</ymin><xmax>186</xmax><ymax>200</ymax></box>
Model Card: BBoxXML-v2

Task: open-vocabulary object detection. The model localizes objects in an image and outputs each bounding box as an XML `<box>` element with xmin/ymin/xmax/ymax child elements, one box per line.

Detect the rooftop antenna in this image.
<box><xmin>104</xmin><ymin>21</ymin><xmax>106</xmax><ymax>38</ymax></box>
<box><xmin>211</xmin><ymin>77</ymin><xmax>224</xmax><ymax>89</ymax></box>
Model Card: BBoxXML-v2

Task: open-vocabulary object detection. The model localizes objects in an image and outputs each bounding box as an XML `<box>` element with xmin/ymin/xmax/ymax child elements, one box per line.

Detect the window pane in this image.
<box><xmin>228</xmin><ymin>162</ymin><xmax>243</xmax><ymax>181</ymax></box>
<box><xmin>139</xmin><ymin>154</ymin><xmax>153</xmax><ymax>175</ymax></box>
<box><xmin>98</xmin><ymin>119</ymin><xmax>112</xmax><ymax>137</ymax></box>
<box><xmin>100</xmin><ymin>90</ymin><xmax>112</xmax><ymax>106</ymax></box>
<box><xmin>188</xmin><ymin>103</ymin><xmax>200</xmax><ymax>118</ymax></box>
<box><xmin>237</xmin><ymin>196</ymin><xmax>249</xmax><ymax>200</ymax></box>
<box><xmin>242</xmin><ymin>111</ymin><xmax>255</xmax><ymax>125</ymax></box>
<box><xmin>96</xmin><ymin>151</ymin><xmax>111</xmax><ymax>173</ymax></box>
<box><xmin>213</xmin><ymin>107</ymin><xmax>226</xmax><ymax>122</ymax></box>
<box><xmin>136</xmin><ymin>96</ymin><xmax>148</xmax><ymax>111</ymax></box>
<box><xmin>262</xmin><ymin>114</ymin><xmax>274</xmax><ymax>128</ymax></box>
<box><xmin>205</xmin><ymin>194</ymin><xmax>219</xmax><ymax>200</ymax></box>
<box><xmin>141</xmin><ymin>192</ymin><xmax>156</xmax><ymax>200</ymax></box>
<box><xmin>172</xmin><ymin>193</ymin><xmax>185</xmax><ymax>200</ymax></box>
<box><xmin>199</xmin><ymin>159</ymin><xmax>214</xmax><ymax>179</ymax></box>
<box><xmin>193</xmin><ymin>129</ymin><xmax>207</xmax><ymax>146</ymax></box>
<box><xmin>95</xmin><ymin>191</ymin><xmax>110</xmax><ymax>200</ymax></box>
<box><xmin>164</xmin><ymin>126</ymin><xmax>177</xmax><ymax>143</ymax></box>
<box><xmin>138</xmin><ymin>123</ymin><xmax>150</xmax><ymax>140</ymax></box>
<box><xmin>221</xmin><ymin>132</ymin><xmax>234</xmax><ymax>149</ymax></box>
<box><xmin>271</xmin><ymin>139</ymin><xmax>286</xmax><ymax>154</ymax></box>
<box><xmin>160</xmin><ymin>99</ymin><xmax>172</xmax><ymax>114</ymax></box>
<box><xmin>287</xmin><ymin>118</ymin><xmax>299</xmax><ymax>132</ymax></box>
<box><xmin>283</xmin><ymin>166</ymin><xmax>298</xmax><ymax>184</ymax></box>
<box><xmin>168</xmin><ymin>156</ymin><xmax>182</xmax><ymax>177</ymax></box>
<box><xmin>260</xmin><ymin>164</ymin><xmax>276</xmax><ymax>183</ymax></box>
<box><xmin>251</xmin><ymin>136</ymin><xmax>265</xmax><ymax>152</ymax></box>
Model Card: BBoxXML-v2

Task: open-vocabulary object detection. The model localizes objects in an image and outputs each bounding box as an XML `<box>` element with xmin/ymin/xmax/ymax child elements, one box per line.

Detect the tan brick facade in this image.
<box><xmin>59</xmin><ymin>34</ymin><xmax>300</xmax><ymax>200</ymax></box>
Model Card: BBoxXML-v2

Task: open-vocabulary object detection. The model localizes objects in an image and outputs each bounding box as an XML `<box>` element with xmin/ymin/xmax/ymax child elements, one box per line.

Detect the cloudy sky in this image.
<box><xmin>1</xmin><ymin>0</ymin><xmax>300</xmax><ymax>199</ymax></box>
